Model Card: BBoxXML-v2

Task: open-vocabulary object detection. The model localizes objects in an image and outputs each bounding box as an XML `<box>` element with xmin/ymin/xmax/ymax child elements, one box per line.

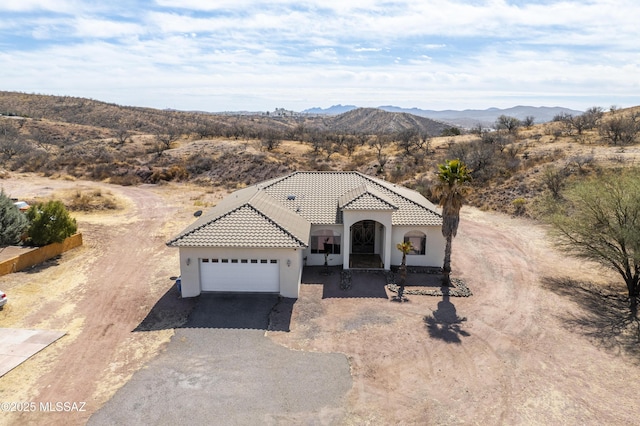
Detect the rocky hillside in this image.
<box><xmin>324</xmin><ymin>108</ymin><xmax>448</xmax><ymax>135</ymax></box>
<box><xmin>2</xmin><ymin>91</ymin><xmax>639</xmax><ymax>219</ymax></box>
<box><xmin>0</xmin><ymin>91</ymin><xmax>450</xmax><ymax>137</ymax></box>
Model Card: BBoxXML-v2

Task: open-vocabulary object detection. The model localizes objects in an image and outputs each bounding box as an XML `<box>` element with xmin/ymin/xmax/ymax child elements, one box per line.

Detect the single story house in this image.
<box><xmin>168</xmin><ymin>171</ymin><xmax>445</xmax><ymax>298</ymax></box>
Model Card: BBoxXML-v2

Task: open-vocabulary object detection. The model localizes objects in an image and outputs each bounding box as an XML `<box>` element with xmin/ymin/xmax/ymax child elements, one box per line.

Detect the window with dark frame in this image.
<box><xmin>403</xmin><ymin>231</ymin><xmax>426</xmax><ymax>255</ymax></box>
<box><xmin>310</xmin><ymin>230</ymin><xmax>341</xmax><ymax>254</ymax></box>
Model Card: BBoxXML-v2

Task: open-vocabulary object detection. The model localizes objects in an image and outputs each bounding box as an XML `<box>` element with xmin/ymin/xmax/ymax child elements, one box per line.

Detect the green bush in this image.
<box><xmin>26</xmin><ymin>200</ymin><xmax>77</xmax><ymax>246</ymax></box>
<box><xmin>512</xmin><ymin>198</ymin><xmax>527</xmax><ymax>216</ymax></box>
<box><xmin>0</xmin><ymin>190</ymin><xmax>29</xmax><ymax>245</ymax></box>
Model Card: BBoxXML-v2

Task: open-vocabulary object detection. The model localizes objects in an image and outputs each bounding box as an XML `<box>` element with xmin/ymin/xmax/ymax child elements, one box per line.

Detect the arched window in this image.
<box><xmin>403</xmin><ymin>231</ymin><xmax>426</xmax><ymax>255</ymax></box>
<box><xmin>311</xmin><ymin>229</ymin><xmax>341</xmax><ymax>254</ymax></box>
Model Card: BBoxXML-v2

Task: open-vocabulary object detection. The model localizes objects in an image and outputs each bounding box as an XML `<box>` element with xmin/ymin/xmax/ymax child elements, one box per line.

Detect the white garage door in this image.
<box><xmin>200</xmin><ymin>257</ymin><xmax>279</xmax><ymax>292</ymax></box>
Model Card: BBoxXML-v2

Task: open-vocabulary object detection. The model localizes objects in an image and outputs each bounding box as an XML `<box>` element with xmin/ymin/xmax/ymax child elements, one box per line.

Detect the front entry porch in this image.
<box><xmin>342</xmin><ymin>214</ymin><xmax>392</xmax><ymax>272</ymax></box>
<box><xmin>349</xmin><ymin>253</ymin><xmax>383</xmax><ymax>269</ymax></box>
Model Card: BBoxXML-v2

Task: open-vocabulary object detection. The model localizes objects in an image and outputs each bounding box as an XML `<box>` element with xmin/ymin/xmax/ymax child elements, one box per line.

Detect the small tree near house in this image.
<box><xmin>0</xmin><ymin>190</ymin><xmax>29</xmax><ymax>245</ymax></box>
<box><xmin>395</xmin><ymin>241</ymin><xmax>413</xmax><ymax>301</ymax></box>
<box><xmin>25</xmin><ymin>200</ymin><xmax>77</xmax><ymax>246</ymax></box>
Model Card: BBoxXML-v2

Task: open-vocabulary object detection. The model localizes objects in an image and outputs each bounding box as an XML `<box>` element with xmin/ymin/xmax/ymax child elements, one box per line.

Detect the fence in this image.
<box><xmin>0</xmin><ymin>233</ymin><xmax>83</xmax><ymax>276</ymax></box>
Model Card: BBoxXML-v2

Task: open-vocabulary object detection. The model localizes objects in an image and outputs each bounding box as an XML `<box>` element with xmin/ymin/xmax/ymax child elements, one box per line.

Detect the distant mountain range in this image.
<box><xmin>303</xmin><ymin>105</ymin><xmax>583</xmax><ymax>128</ymax></box>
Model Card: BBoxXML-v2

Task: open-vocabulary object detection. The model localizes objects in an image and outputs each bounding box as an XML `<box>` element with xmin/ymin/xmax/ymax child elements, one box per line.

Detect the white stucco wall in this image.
<box><xmin>177</xmin><ymin>246</ymin><xmax>304</xmax><ymax>298</ymax></box>
<box><xmin>390</xmin><ymin>225</ymin><xmax>445</xmax><ymax>268</ymax></box>
<box><xmin>342</xmin><ymin>210</ymin><xmax>393</xmax><ymax>270</ymax></box>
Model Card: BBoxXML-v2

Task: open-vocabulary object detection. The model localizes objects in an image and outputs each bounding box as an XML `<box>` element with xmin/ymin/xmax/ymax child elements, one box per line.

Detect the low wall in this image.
<box><xmin>0</xmin><ymin>233</ymin><xmax>83</xmax><ymax>276</ymax></box>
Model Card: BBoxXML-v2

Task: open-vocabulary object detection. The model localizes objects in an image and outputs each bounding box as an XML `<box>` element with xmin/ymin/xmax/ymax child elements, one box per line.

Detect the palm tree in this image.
<box><xmin>396</xmin><ymin>241</ymin><xmax>413</xmax><ymax>301</ymax></box>
<box><xmin>432</xmin><ymin>159</ymin><xmax>472</xmax><ymax>286</ymax></box>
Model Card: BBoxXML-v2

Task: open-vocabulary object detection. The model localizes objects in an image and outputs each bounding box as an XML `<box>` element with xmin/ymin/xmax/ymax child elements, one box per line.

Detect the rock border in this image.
<box><xmin>340</xmin><ymin>269</ymin><xmax>472</xmax><ymax>297</ymax></box>
<box><xmin>386</xmin><ymin>277</ymin><xmax>473</xmax><ymax>297</ymax></box>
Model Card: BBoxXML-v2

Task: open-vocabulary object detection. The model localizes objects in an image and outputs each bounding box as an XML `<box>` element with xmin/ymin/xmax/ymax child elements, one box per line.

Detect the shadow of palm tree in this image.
<box><xmin>543</xmin><ymin>276</ymin><xmax>640</xmax><ymax>360</ymax></box>
<box><xmin>423</xmin><ymin>287</ymin><xmax>470</xmax><ymax>343</ymax></box>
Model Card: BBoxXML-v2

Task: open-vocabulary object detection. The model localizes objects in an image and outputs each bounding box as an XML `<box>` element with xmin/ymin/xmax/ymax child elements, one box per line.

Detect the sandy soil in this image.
<box><xmin>1</xmin><ymin>173</ymin><xmax>639</xmax><ymax>425</ymax></box>
<box><xmin>269</xmin><ymin>208</ymin><xmax>640</xmax><ymax>424</ymax></box>
<box><xmin>0</xmin><ymin>174</ymin><xmax>206</xmax><ymax>425</ymax></box>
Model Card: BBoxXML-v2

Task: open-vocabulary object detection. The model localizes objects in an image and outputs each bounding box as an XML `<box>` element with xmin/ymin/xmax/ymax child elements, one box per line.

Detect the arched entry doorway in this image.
<box><xmin>350</xmin><ymin>220</ymin><xmax>384</xmax><ymax>268</ymax></box>
<box><xmin>351</xmin><ymin>220</ymin><xmax>375</xmax><ymax>253</ymax></box>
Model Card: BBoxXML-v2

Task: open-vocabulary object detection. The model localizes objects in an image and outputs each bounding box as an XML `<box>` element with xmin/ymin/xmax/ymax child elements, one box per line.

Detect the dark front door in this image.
<box><xmin>352</xmin><ymin>221</ymin><xmax>375</xmax><ymax>254</ymax></box>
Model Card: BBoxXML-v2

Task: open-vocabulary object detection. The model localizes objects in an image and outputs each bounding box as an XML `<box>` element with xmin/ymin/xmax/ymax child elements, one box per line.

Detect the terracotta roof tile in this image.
<box><xmin>339</xmin><ymin>184</ymin><xmax>398</xmax><ymax>211</ymax></box>
<box><xmin>168</xmin><ymin>171</ymin><xmax>442</xmax><ymax>247</ymax></box>
<box><xmin>263</xmin><ymin>171</ymin><xmax>442</xmax><ymax>226</ymax></box>
<box><xmin>167</xmin><ymin>188</ymin><xmax>310</xmax><ymax>248</ymax></box>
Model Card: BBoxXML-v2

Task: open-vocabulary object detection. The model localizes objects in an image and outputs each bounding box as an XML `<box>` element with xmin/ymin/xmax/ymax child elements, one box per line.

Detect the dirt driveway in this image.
<box><xmin>1</xmin><ymin>173</ymin><xmax>640</xmax><ymax>425</ymax></box>
<box><xmin>268</xmin><ymin>209</ymin><xmax>640</xmax><ymax>424</ymax></box>
<box><xmin>0</xmin><ymin>174</ymin><xmax>199</xmax><ymax>425</ymax></box>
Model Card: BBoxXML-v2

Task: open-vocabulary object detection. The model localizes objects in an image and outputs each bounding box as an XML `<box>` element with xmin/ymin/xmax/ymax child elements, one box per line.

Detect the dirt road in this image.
<box><xmin>269</xmin><ymin>208</ymin><xmax>640</xmax><ymax>424</ymax></box>
<box><xmin>0</xmin><ymin>174</ymin><xmax>196</xmax><ymax>425</ymax></box>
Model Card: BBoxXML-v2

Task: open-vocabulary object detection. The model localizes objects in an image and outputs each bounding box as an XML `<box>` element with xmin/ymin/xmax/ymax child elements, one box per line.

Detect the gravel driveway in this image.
<box><xmin>89</xmin><ymin>294</ymin><xmax>352</xmax><ymax>425</ymax></box>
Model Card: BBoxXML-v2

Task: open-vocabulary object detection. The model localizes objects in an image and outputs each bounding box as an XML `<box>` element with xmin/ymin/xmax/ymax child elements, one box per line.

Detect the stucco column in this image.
<box><xmin>383</xmin><ymin>223</ymin><xmax>392</xmax><ymax>270</ymax></box>
<box><xmin>342</xmin><ymin>218</ymin><xmax>352</xmax><ymax>269</ymax></box>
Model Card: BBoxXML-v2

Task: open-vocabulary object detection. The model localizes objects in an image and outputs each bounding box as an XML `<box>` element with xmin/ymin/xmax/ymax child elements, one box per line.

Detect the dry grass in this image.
<box><xmin>37</xmin><ymin>187</ymin><xmax>122</xmax><ymax>212</ymax></box>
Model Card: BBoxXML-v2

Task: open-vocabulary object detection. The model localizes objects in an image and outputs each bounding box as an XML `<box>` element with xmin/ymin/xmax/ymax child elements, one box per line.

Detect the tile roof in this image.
<box><xmin>167</xmin><ymin>187</ymin><xmax>310</xmax><ymax>248</ymax></box>
<box><xmin>338</xmin><ymin>184</ymin><xmax>398</xmax><ymax>211</ymax></box>
<box><xmin>262</xmin><ymin>171</ymin><xmax>442</xmax><ymax>226</ymax></box>
<box><xmin>169</xmin><ymin>171</ymin><xmax>442</xmax><ymax>248</ymax></box>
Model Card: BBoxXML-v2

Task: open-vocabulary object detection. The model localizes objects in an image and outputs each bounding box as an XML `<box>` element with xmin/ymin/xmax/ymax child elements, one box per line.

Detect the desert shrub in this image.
<box><xmin>389</xmin><ymin>162</ymin><xmax>411</xmax><ymax>183</ymax></box>
<box><xmin>11</xmin><ymin>149</ymin><xmax>50</xmax><ymax>173</ymax></box>
<box><xmin>149</xmin><ymin>165</ymin><xmax>189</xmax><ymax>183</ymax></box>
<box><xmin>495</xmin><ymin>115</ymin><xmax>522</xmax><ymax>135</ymax></box>
<box><xmin>89</xmin><ymin>164</ymin><xmax>114</xmax><ymax>180</ymax></box>
<box><xmin>0</xmin><ymin>137</ymin><xmax>30</xmax><ymax>161</ymax></box>
<box><xmin>568</xmin><ymin>154</ymin><xmax>595</xmax><ymax>174</ymax></box>
<box><xmin>448</xmin><ymin>139</ymin><xmax>498</xmax><ymax>183</ymax></box>
<box><xmin>441</xmin><ymin>127</ymin><xmax>461</xmax><ymax>137</ymax></box>
<box><xmin>347</xmin><ymin>152</ymin><xmax>370</xmax><ymax>169</ymax></box>
<box><xmin>25</xmin><ymin>200</ymin><xmax>77</xmax><ymax>246</ymax></box>
<box><xmin>542</xmin><ymin>166</ymin><xmax>567</xmax><ymax>199</ymax></box>
<box><xmin>110</xmin><ymin>174</ymin><xmax>142</xmax><ymax>186</ymax></box>
<box><xmin>68</xmin><ymin>189</ymin><xmax>118</xmax><ymax>211</ymax></box>
<box><xmin>512</xmin><ymin>198</ymin><xmax>527</xmax><ymax>216</ymax></box>
<box><xmin>260</xmin><ymin>130</ymin><xmax>283</xmax><ymax>151</ymax></box>
<box><xmin>186</xmin><ymin>155</ymin><xmax>214</xmax><ymax>175</ymax></box>
<box><xmin>599</xmin><ymin>113</ymin><xmax>640</xmax><ymax>145</ymax></box>
<box><xmin>0</xmin><ymin>190</ymin><xmax>29</xmax><ymax>245</ymax></box>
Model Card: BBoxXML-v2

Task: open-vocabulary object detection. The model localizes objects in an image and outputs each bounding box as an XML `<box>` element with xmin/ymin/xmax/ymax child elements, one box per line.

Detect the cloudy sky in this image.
<box><xmin>1</xmin><ymin>0</ymin><xmax>638</xmax><ymax>112</ymax></box>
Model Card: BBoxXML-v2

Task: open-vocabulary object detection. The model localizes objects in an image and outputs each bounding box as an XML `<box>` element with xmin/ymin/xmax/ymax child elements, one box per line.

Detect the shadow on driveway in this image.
<box><xmin>134</xmin><ymin>285</ymin><xmax>293</xmax><ymax>332</ymax></box>
<box><xmin>302</xmin><ymin>266</ymin><xmax>390</xmax><ymax>299</ymax></box>
<box><xmin>92</xmin><ymin>288</ymin><xmax>350</xmax><ymax>425</ymax></box>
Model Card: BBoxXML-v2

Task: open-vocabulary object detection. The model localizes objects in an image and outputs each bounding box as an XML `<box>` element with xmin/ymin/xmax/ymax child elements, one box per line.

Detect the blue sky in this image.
<box><xmin>1</xmin><ymin>0</ymin><xmax>638</xmax><ymax>112</ymax></box>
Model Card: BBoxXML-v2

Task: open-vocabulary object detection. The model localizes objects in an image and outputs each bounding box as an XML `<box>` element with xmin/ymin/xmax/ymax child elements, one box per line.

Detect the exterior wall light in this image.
<box><xmin>186</xmin><ymin>258</ymin><xmax>191</xmax><ymax>266</ymax></box>
<box><xmin>286</xmin><ymin>259</ymin><xmax>291</xmax><ymax>267</ymax></box>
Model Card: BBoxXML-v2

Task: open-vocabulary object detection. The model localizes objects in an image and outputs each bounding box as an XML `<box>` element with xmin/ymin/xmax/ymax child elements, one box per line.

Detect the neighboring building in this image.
<box><xmin>168</xmin><ymin>171</ymin><xmax>445</xmax><ymax>298</ymax></box>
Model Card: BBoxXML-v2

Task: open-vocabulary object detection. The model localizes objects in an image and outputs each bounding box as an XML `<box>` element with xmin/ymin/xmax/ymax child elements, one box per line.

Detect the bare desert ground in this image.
<box><xmin>1</xmin><ymin>172</ymin><xmax>639</xmax><ymax>425</ymax></box>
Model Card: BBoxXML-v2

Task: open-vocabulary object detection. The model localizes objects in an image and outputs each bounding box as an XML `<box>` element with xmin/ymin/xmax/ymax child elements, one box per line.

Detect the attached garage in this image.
<box><xmin>200</xmin><ymin>258</ymin><xmax>279</xmax><ymax>293</ymax></box>
<box><xmin>167</xmin><ymin>186</ymin><xmax>310</xmax><ymax>299</ymax></box>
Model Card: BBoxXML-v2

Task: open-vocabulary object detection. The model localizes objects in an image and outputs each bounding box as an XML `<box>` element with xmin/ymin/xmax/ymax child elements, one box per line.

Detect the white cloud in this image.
<box><xmin>1</xmin><ymin>0</ymin><xmax>639</xmax><ymax>111</ymax></box>
<box><xmin>0</xmin><ymin>0</ymin><xmax>78</xmax><ymax>13</ymax></box>
<box><xmin>73</xmin><ymin>17</ymin><xmax>143</xmax><ymax>39</ymax></box>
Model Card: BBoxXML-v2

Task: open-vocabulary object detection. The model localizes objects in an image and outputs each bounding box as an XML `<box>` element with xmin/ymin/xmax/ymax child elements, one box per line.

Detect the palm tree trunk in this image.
<box><xmin>398</xmin><ymin>252</ymin><xmax>407</xmax><ymax>300</ymax></box>
<box><xmin>442</xmin><ymin>234</ymin><xmax>452</xmax><ymax>286</ymax></box>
